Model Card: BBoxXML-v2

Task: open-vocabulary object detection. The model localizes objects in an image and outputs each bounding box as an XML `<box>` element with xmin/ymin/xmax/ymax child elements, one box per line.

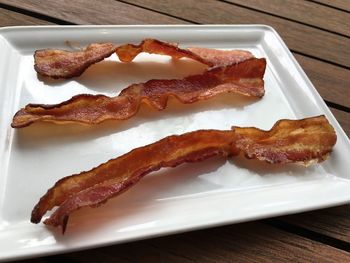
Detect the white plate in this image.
<box><xmin>0</xmin><ymin>25</ymin><xmax>349</xmax><ymax>261</ymax></box>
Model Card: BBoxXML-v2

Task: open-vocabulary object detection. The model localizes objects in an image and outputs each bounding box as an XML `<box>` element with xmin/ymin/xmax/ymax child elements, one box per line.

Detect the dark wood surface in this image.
<box><xmin>0</xmin><ymin>0</ymin><xmax>349</xmax><ymax>262</ymax></box>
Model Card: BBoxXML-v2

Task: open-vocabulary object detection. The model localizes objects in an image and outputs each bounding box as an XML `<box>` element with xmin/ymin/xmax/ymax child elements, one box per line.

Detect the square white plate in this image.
<box><xmin>0</xmin><ymin>25</ymin><xmax>349</xmax><ymax>261</ymax></box>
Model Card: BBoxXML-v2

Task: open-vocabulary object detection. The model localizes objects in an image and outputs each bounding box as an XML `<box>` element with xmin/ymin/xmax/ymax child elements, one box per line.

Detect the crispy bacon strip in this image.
<box><xmin>34</xmin><ymin>39</ymin><xmax>253</xmax><ymax>78</ymax></box>
<box><xmin>34</xmin><ymin>43</ymin><xmax>117</xmax><ymax>79</ymax></box>
<box><xmin>31</xmin><ymin>116</ymin><xmax>336</xmax><ymax>232</ymax></box>
<box><xmin>12</xmin><ymin>58</ymin><xmax>266</xmax><ymax>128</ymax></box>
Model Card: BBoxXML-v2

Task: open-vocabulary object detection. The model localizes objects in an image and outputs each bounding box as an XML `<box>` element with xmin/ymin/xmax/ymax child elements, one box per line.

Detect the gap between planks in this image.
<box><xmin>16</xmin><ymin>222</ymin><xmax>350</xmax><ymax>263</ymax></box>
<box><xmin>0</xmin><ymin>3</ymin><xmax>74</xmax><ymax>25</ymax></box>
<box><xmin>219</xmin><ymin>0</ymin><xmax>350</xmax><ymax>37</ymax></box>
<box><xmin>308</xmin><ymin>0</ymin><xmax>350</xmax><ymax>13</ymax></box>
<box><xmin>265</xmin><ymin>218</ymin><xmax>350</xmax><ymax>252</ymax></box>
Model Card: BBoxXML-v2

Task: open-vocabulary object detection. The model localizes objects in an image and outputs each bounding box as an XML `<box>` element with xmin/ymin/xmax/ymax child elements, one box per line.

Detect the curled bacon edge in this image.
<box><xmin>12</xmin><ymin>58</ymin><xmax>266</xmax><ymax>128</ymax></box>
<box><xmin>34</xmin><ymin>39</ymin><xmax>253</xmax><ymax>79</ymax></box>
<box><xmin>31</xmin><ymin>115</ymin><xmax>336</xmax><ymax>233</ymax></box>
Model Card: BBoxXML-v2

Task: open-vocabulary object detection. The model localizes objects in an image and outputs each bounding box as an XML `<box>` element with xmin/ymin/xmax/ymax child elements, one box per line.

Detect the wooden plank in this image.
<box><xmin>226</xmin><ymin>0</ymin><xmax>350</xmax><ymax>36</ymax></box>
<box><xmin>0</xmin><ymin>0</ymin><xmax>186</xmax><ymax>25</ymax></box>
<box><xmin>0</xmin><ymin>7</ymin><xmax>52</xmax><ymax>26</ymax></box>
<box><xmin>330</xmin><ymin>108</ymin><xmax>350</xmax><ymax>137</ymax></box>
<box><xmin>146</xmin><ymin>223</ymin><xmax>350</xmax><ymax>262</ymax></box>
<box><xmin>22</xmin><ymin>223</ymin><xmax>350</xmax><ymax>262</ymax></box>
<box><xmin>313</xmin><ymin>0</ymin><xmax>350</xmax><ymax>12</ymax></box>
<box><xmin>48</xmin><ymin>248</ymin><xmax>131</xmax><ymax>263</ymax></box>
<box><xmin>100</xmin><ymin>241</ymin><xmax>193</xmax><ymax>263</ymax></box>
<box><xmin>38</xmin><ymin>237</ymin><xmax>195</xmax><ymax>263</ymax></box>
<box><xmin>294</xmin><ymin>54</ymin><xmax>350</xmax><ymax>108</ymax></box>
<box><xmin>121</xmin><ymin>0</ymin><xmax>350</xmax><ymax>67</ymax></box>
<box><xmin>280</xmin><ymin>205</ymin><xmax>350</xmax><ymax>243</ymax></box>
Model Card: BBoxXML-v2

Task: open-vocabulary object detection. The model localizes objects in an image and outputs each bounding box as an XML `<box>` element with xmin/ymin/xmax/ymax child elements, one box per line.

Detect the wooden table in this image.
<box><xmin>1</xmin><ymin>0</ymin><xmax>349</xmax><ymax>262</ymax></box>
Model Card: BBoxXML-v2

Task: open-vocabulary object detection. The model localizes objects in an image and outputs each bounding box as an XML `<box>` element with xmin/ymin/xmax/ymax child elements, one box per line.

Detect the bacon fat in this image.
<box><xmin>34</xmin><ymin>39</ymin><xmax>253</xmax><ymax>79</ymax></box>
<box><xmin>12</xmin><ymin>58</ymin><xmax>266</xmax><ymax>128</ymax></box>
<box><xmin>31</xmin><ymin>115</ymin><xmax>336</xmax><ymax>232</ymax></box>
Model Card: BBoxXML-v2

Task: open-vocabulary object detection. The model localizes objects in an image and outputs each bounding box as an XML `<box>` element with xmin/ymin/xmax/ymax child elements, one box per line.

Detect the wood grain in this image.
<box><xmin>121</xmin><ymin>0</ymin><xmax>350</xmax><ymax>67</ymax></box>
<box><xmin>280</xmin><ymin>205</ymin><xmax>350</xmax><ymax>243</ymax></box>
<box><xmin>18</xmin><ymin>223</ymin><xmax>350</xmax><ymax>263</ymax></box>
<box><xmin>47</xmin><ymin>248</ymin><xmax>131</xmax><ymax>263</ymax></box>
<box><xmin>329</xmin><ymin>108</ymin><xmax>350</xmax><ymax>137</ymax></box>
<box><xmin>312</xmin><ymin>0</ymin><xmax>350</xmax><ymax>12</ymax></box>
<box><xmin>226</xmin><ymin>0</ymin><xmax>350</xmax><ymax>36</ymax></box>
<box><xmin>0</xmin><ymin>7</ymin><xmax>52</xmax><ymax>26</ymax></box>
<box><xmin>294</xmin><ymin>54</ymin><xmax>350</xmax><ymax>108</ymax></box>
<box><xmin>152</xmin><ymin>223</ymin><xmax>350</xmax><ymax>262</ymax></box>
<box><xmin>0</xmin><ymin>0</ymin><xmax>186</xmax><ymax>25</ymax></box>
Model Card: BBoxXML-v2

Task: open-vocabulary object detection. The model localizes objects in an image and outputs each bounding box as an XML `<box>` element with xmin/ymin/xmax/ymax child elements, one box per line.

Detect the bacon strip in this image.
<box><xmin>12</xmin><ymin>58</ymin><xmax>266</xmax><ymax>128</ymax></box>
<box><xmin>34</xmin><ymin>43</ymin><xmax>117</xmax><ymax>79</ymax></box>
<box><xmin>34</xmin><ymin>39</ymin><xmax>253</xmax><ymax>79</ymax></box>
<box><xmin>31</xmin><ymin>116</ymin><xmax>336</xmax><ymax>232</ymax></box>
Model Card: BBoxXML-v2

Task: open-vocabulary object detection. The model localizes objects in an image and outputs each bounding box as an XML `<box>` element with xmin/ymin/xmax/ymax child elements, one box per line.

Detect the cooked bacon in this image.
<box><xmin>233</xmin><ymin>115</ymin><xmax>337</xmax><ymax>165</ymax></box>
<box><xmin>188</xmin><ymin>47</ymin><xmax>255</xmax><ymax>67</ymax></box>
<box><xmin>34</xmin><ymin>39</ymin><xmax>253</xmax><ymax>78</ymax></box>
<box><xmin>12</xmin><ymin>58</ymin><xmax>266</xmax><ymax>128</ymax></box>
<box><xmin>35</xmin><ymin>43</ymin><xmax>118</xmax><ymax>79</ymax></box>
<box><xmin>31</xmin><ymin>115</ymin><xmax>336</xmax><ymax>232</ymax></box>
